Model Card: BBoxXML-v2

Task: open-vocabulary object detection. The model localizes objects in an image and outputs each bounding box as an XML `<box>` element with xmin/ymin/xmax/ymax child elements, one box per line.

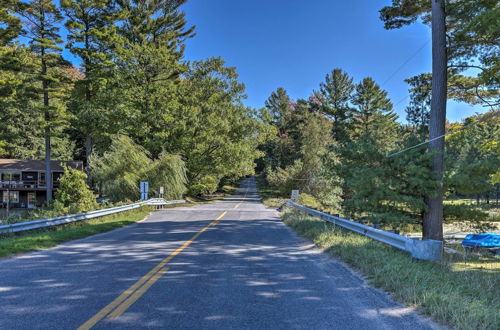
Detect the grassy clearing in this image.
<box><xmin>0</xmin><ymin>206</ymin><xmax>153</xmax><ymax>259</ymax></box>
<box><xmin>282</xmin><ymin>209</ymin><xmax>499</xmax><ymax>330</ymax></box>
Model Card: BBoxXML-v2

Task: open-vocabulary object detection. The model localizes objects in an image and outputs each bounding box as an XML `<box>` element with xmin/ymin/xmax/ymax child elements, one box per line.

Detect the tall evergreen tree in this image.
<box><xmin>116</xmin><ymin>0</ymin><xmax>195</xmax><ymax>55</ymax></box>
<box><xmin>108</xmin><ymin>0</ymin><xmax>195</xmax><ymax>157</ymax></box>
<box><xmin>262</xmin><ymin>89</ymin><xmax>307</xmax><ymax>169</ymax></box>
<box><xmin>351</xmin><ymin>77</ymin><xmax>398</xmax><ymax>149</ymax></box>
<box><xmin>265</xmin><ymin>87</ymin><xmax>292</xmax><ymax>128</ymax></box>
<box><xmin>311</xmin><ymin>68</ymin><xmax>355</xmax><ymax>143</ymax></box>
<box><xmin>61</xmin><ymin>0</ymin><xmax>118</xmax><ymax>168</ymax></box>
<box><xmin>380</xmin><ymin>0</ymin><xmax>499</xmax><ymax>239</ymax></box>
<box><xmin>17</xmin><ymin>0</ymin><xmax>65</xmax><ymax>201</ymax></box>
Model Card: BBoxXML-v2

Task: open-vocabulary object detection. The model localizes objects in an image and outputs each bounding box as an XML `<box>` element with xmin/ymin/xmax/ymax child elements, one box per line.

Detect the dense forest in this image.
<box><xmin>0</xmin><ymin>0</ymin><xmax>269</xmax><ymax>201</ymax></box>
<box><xmin>0</xmin><ymin>1</ymin><xmax>498</xmax><ymax>232</ymax></box>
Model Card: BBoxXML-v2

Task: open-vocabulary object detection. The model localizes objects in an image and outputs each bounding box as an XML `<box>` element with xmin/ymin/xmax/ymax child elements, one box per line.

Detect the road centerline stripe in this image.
<box><xmin>78</xmin><ymin>210</ymin><xmax>228</xmax><ymax>330</ymax></box>
<box><xmin>107</xmin><ymin>267</ymin><xmax>169</xmax><ymax>320</ymax></box>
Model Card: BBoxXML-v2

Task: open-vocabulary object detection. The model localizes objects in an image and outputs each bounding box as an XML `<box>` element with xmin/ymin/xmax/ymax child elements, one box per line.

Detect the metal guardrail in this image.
<box><xmin>285</xmin><ymin>200</ymin><xmax>442</xmax><ymax>260</ymax></box>
<box><xmin>0</xmin><ymin>198</ymin><xmax>185</xmax><ymax>234</ymax></box>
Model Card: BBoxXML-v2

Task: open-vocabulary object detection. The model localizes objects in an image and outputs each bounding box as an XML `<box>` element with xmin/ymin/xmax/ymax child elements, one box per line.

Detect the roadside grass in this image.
<box><xmin>255</xmin><ymin>175</ymin><xmax>287</xmax><ymax>208</ymax></box>
<box><xmin>282</xmin><ymin>209</ymin><xmax>499</xmax><ymax>330</ymax></box>
<box><xmin>0</xmin><ymin>183</ymin><xmax>243</xmax><ymax>259</ymax></box>
<box><xmin>0</xmin><ymin>206</ymin><xmax>153</xmax><ymax>259</ymax></box>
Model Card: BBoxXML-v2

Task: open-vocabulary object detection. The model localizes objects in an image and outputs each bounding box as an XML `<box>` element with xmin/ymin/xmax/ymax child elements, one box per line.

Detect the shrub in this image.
<box><xmin>187</xmin><ymin>176</ymin><xmax>218</xmax><ymax>196</ymax></box>
<box><xmin>55</xmin><ymin>166</ymin><xmax>97</xmax><ymax>213</ymax></box>
<box><xmin>266</xmin><ymin>160</ymin><xmax>303</xmax><ymax>197</ymax></box>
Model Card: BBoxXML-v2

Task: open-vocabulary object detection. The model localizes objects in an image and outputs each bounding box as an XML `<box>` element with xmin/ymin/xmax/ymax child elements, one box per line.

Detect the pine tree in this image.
<box><xmin>405</xmin><ymin>74</ymin><xmax>431</xmax><ymax>136</ymax></box>
<box><xmin>107</xmin><ymin>0</ymin><xmax>195</xmax><ymax>157</ymax></box>
<box><xmin>61</xmin><ymin>0</ymin><xmax>118</xmax><ymax>169</ymax></box>
<box><xmin>0</xmin><ymin>0</ymin><xmax>22</xmax><ymax>45</ymax></box>
<box><xmin>17</xmin><ymin>0</ymin><xmax>65</xmax><ymax>201</ymax></box>
<box><xmin>262</xmin><ymin>89</ymin><xmax>307</xmax><ymax>169</ymax></box>
<box><xmin>351</xmin><ymin>77</ymin><xmax>398</xmax><ymax>150</ymax></box>
<box><xmin>265</xmin><ymin>87</ymin><xmax>292</xmax><ymax>129</ymax></box>
<box><xmin>116</xmin><ymin>0</ymin><xmax>195</xmax><ymax>56</ymax></box>
<box><xmin>311</xmin><ymin>68</ymin><xmax>355</xmax><ymax>143</ymax></box>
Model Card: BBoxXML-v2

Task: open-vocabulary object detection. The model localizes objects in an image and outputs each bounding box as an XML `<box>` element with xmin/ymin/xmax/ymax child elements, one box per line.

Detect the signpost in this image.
<box><xmin>291</xmin><ymin>190</ymin><xmax>299</xmax><ymax>201</ymax></box>
<box><xmin>140</xmin><ymin>181</ymin><xmax>149</xmax><ymax>200</ymax></box>
<box><xmin>159</xmin><ymin>186</ymin><xmax>164</xmax><ymax>198</ymax></box>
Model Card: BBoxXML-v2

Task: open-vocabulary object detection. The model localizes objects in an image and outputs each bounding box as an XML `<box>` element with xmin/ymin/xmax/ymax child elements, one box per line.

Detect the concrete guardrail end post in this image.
<box><xmin>410</xmin><ymin>239</ymin><xmax>443</xmax><ymax>260</ymax></box>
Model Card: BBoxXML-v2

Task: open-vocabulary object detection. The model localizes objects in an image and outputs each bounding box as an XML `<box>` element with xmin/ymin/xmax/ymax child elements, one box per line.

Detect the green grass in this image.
<box><xmin>0</xmin><ymin>206</ymin><xmax>153</xmax><ymax>259</ymax></box>
<box><xmin>255</xmin><ymin>175</ymin><xmax>287</xmax><ymax>208</ymax></box>
<box><xmin>282</xmin><ymin>209</ymin><xmax>499</xmax><ymax>330</ymax></box>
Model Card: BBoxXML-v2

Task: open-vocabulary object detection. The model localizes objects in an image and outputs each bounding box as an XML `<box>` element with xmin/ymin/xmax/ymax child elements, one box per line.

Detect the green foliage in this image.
<box><xmin>90</xmin><ymin>135</ymin><xmax>187</xmax><ymax>202</ymax></box>
<box><xmin>55</xmin><ymin>165</ymin><xmax>97</xmax><ymax>213</ymax></box>
<box><xmin>259</xmin><ymin>88</ymin><xmax>306</xmax><ymax>170</ymax></box>
<box><xmin>170</xmin><ymin>58</ymin><xmax>267</xmax><ymax>188</ymax></box>
<box><xmin>187</xmin><ymin>176</ymin><xmax>218</xmax><ymax>197</ymax></box>
<box><xmin>334</xmin><ymin>135</ymin><xmax>436</xmax><ymax>229</ymax></box>
<box><xmin>405</xmin><ymin>73</ymin><xmax>431</xmax><ymax>136</ymax></box>
<box><xmin>266</xmin><ymin>160</ymin><xmax>303</xmax><ymax>197</ymax></box>
<box><xmin>380</xmin><ymin>0</ymin><xmax>499</xmax><ymax>107</ymax></box>
<box><xmin>61</xmin><ymin>0</ymin><xmax>120</xmax><ymax>164</ymax></box>
<box><xmin>310</xmin><ymin>68</ymin><xmax>354</xmax><ymax>142</ymax></box>
<box><xmin>0</xmin><ymin>0</ymin><xmax>21</xmax><ymax>45</ymax></box>
<box><xmin>351</xmin><ymin>77</ymin><xmax>398</xmax><ymax>149</ymax></box>
<box><xmin>444</xmin><ymin>204</ymin><xmax>489</xmax><ymax>223</ymax></box>
<box><xmin>0</xmin><ymin>0</ymin><xmax>265</xmax><ymax>205</ymax></box>
<box><xmin>147</xmin><ymin>153</ymin><xmax>187</xmax><ymax>200</ymax></box>
<box><xmin>446</xmin><ymin>112</ymin><xmax>500</xmax><ymax>198</ymax></box>
<box><xmin>296</xmin><ymin>193</ymin><xmax>323</xmax><ymax>210</ymax></box>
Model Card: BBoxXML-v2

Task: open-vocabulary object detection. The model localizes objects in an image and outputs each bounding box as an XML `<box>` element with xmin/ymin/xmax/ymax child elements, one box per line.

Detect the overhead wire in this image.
<box><xmin>381</xmin><ymin>39</ymin><xmax>431</xmax><ymax>87</ymax></box>
<box><xmin>387</xmin><ymin>110</ymin><xmax>500</xmax><ymax>157</ymax></box>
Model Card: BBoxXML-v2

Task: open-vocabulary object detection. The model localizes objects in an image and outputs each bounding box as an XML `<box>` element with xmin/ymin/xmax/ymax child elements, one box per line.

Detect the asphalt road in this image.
<box><xmin>0</xmin><ymin>177</ymin><xmax>438</xmax><ymax>329</ymax></box>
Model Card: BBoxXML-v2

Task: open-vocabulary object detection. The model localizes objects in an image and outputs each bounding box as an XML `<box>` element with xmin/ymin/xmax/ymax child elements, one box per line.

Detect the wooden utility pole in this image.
<box><xmin>423</xmin><ymin>0</ymin><xmax>447</xmax><ymax>240</ymax></box>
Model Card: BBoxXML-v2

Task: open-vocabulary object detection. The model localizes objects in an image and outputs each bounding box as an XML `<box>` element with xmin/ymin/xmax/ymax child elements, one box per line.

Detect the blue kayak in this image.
<box><xmin>461</xmin><ymin>233</ymin><xmax>500</xmax><ymax>248</ymax></box>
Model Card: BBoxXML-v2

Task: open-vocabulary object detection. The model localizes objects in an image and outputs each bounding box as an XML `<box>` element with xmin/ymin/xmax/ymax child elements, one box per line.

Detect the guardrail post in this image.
<box><xmin>407</xmin><ymin>239</ymin><xmax>443</xmax><ymax>260</ymax></box>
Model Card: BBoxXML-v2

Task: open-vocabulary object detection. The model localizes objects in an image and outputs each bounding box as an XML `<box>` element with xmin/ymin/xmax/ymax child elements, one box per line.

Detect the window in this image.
<box><xmin>38</xmin><ymin>172</ymin><xmax>46</xmax><ymax>186</ymax></box>
<box><xmin>2</xmin><ymin>191</ymin><xmax>19</xmax><ymax>203</ymax></box>
<box><xmin>0</xmin><ymin>172</ymin><xmax>21</xmax><ymax>182</ymax></box>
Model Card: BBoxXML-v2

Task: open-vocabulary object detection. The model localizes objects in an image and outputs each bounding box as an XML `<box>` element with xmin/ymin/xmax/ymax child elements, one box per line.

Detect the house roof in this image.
<box><xmin>0</xmin><ymin>159</ymin><xmax>84</xmax><ymax>172</ymax></box>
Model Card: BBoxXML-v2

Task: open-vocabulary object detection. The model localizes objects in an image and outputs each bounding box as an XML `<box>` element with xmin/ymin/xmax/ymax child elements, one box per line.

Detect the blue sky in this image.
<box><xmin>181</xmin><ymin>0</ymin><xmax>486</xmax><ymax>123</ymax></box>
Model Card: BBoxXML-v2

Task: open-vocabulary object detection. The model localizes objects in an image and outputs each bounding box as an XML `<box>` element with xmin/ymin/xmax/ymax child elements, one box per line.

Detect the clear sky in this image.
<box><xmin>181</xmin><ymin>0</ymin><xmax>486</xmax><ymax>123</ymax></box>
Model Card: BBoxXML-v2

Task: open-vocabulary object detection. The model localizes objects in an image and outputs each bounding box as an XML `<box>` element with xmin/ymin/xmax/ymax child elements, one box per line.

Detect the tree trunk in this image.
<box><xmin>423</xmin><ymin>0</ymin><xmax>446</xmax><ymax>241</ymax></box>
<box><xmin>42</xmin><ymin>52</ymin><xmax>52</xmax><ymax>202</ymax></box>
<box><xmin>85</xmin><ymin>133</ymin><xmax>93</xmax><ymax>177</ymax></box>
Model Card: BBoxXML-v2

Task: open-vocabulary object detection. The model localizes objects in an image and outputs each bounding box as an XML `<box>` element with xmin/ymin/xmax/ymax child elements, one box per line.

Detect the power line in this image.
<box><xmin>393</xmin><ymin>95</ymin><xmax>409</xmax><ymax>107</ymax></box>
<box><xmin>387</xmin><ymin>110</ymin><xmax>500</xmax><ymax>157</ymax></box>
<box><xmin>381</xmin><ymin>40</ymin><xmax>431</xmax><ymax>87</ymax></box>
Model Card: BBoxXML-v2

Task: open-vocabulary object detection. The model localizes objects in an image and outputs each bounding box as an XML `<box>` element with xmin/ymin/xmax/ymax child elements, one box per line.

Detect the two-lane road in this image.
<box><xmin>0</xmin><ymin>178</ymin><xmax>437</xmax><ymax>329</ymax></box>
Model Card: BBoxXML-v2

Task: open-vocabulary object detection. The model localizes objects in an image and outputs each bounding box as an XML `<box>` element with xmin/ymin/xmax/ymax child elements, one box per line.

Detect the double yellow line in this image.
<box><xmin>78</xmin><ymin>210</ymin><xmax>228</xmax><ymax>329</ymax></box>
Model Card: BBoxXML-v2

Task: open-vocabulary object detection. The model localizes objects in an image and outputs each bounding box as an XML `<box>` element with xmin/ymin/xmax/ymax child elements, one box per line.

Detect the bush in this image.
<box><xmin>266</xmin><ymin>160</ymin><xmax>303</xmax><ymax>197</ymax></box>
<box><xmin>55</xmin><ymin>166</ymin><xmax>97</xmax><ymax>213</ymax></box>
<box><xmin>296</xmin><ymin>193</ymin><xmax>322</xmax><ymax>209</ymax></box>
<box><xmin>187</xmin><ymin>176</ymin><xmax>218</xmax><ymax>196</ymax></box>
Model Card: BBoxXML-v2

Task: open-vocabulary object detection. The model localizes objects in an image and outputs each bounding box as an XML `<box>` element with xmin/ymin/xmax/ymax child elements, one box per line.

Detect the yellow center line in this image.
<box><xmin>79</xmin><ymin>186</ymin><xmax>250</xmax><ymax>329</ymax></box>
<box><xmin>78</xmin><ymin>210</ymin><xmax>227</xmax><ymax>329</ymax></box>
<box><xmin>107</xmin><ymin>267</ymin><xmax>169</xmax><ymax>319</ymax></box>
